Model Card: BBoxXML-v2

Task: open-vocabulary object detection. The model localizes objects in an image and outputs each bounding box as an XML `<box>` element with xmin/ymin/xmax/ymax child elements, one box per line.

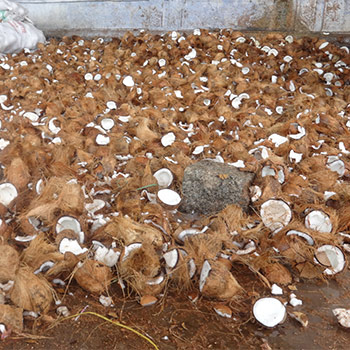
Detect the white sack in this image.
<box><xmin>0</xmin><ymin>0</ymin><xmax>45</xmax><ymax>54</ymax></box>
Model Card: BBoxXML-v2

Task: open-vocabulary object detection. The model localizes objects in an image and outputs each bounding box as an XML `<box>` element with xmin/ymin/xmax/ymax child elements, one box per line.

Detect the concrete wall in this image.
<box><xmin>17</xmin><ymin>0</ymin><xmax>350</xmax><ymax>37</ymax></box>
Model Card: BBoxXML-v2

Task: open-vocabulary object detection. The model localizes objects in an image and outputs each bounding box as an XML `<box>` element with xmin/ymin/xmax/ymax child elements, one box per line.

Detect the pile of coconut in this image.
<box><xmin>0</xmin><ymin>30</ymin><xmax>350</xmax><ymax>335</ymax></box>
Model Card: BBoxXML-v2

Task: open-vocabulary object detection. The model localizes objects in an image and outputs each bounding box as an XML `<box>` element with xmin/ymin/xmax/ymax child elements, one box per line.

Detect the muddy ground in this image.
<box><xmin>2</xmin><ymin>267</ymin><xmax>350</xmax><ymax>350</ymax></box>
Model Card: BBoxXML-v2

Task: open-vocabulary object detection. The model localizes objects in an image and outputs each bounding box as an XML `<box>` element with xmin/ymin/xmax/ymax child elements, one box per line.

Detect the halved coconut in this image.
<box><xmin>260</xmin><ymin>199</ymin><xmax>292</xmax><ymax>233</ymax></box>
<box><xmin>305</xmin><ymin>210</ymin><xmax>332</xmax><ymax>233</ymax></box>
<box><xmin>157</xmin><ymin>189</ymin><xmax>181</xmax><ymax>209</ymax></box>
<box><xmin>253</xmin><ymin>297</ymin><xmax>287</xmax><ymax>328</ymax></box>
<box><xmin>122</xmin><ymin>242</ymin><xmax>142</xmax><ymax>262</ymax></box>
<box><xmin>100</xmin><ymin>118</ymin><xmax>115</xmax><ymax>131</ymax></box>
<box><xmin>56</xmin><ymin>216</ymin><xmax>83</xmax><ymax>243</ymax></box>
<box><xmin>153</xmin><ymin>168</ymin><xmax>173</xmax><ymax>188</ymax></box>
<box><xmin>0</xmin><ymin>183</ymin><xmax>18</xmax><ymax>207</ymax></box>
<box><xmin>314</xmin><ymin>245</ymin><xmax>345</xmax><ymax>275</ymax></box>
<box><xmin>286</xmin><ymin>230</ymin><xmax>314</xmax><ymax>246</ymax></box>
<box><xmin>333</xmin><ymin>308</ymin><xmax>350</xmax><ymax>328</ymax></box>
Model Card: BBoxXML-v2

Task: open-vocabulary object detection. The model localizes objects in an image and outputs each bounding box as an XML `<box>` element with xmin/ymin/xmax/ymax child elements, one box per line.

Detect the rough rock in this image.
<box><xmin>179</xmin><ymin>160</ymin><xmax>255</xmax><ymax>215</ymax></box>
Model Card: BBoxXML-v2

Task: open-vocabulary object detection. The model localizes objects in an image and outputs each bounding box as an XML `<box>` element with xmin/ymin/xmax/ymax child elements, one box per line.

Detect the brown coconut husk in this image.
<box><xmin>166</xmin><ymin>251</ymin><xmax>193</xmax><ymax>291</ymax></box>
<box><xmin>0</xmin><ymin>304</ymin><xmax>23</xmax><ymax>333</ymax></box>
<box><xmin>5</xmin><ymin>157</ymin><xmax>31</xmax><ymax>191</ymax></box>
<box><xmin>74</xmin><ymin>259</ymin><xmax>112</xmax><ymax>294</ymax></box>
<box><xmin>21</xmin><ymin>177</ymin><xmax>85</xmax><ymax>226</ymax></box>
<box><xmin>184</xmin><ymin>233</ymin><xmax>224</xmax><ymax>270</ymax></box>
<box><xmin>262</xmin><ymin>263</ymin><xmax>292</xmax><ymax>285</ymax></box>
<box><xmin>99</xmin><ymin>216</ymin><xmax>163</xmax><ymax>247</ymax></box>
<box><xmin>119</xmin><ymin>242</ymin><xmax>161</xmax><ymax>278</ymax></box>
<box><xmin>21</xmin><ymin>234</ymin><xmax>64</xmax><ymax>271</ymax></box>
<box><xmin>0</xmin><ymin>244</ymin><xmax>20</xmax><ymax>282</ymax></box>
<box><xmin>126</xmin><ymin>271</ymin><xmax>166</xmax><ymax>296</ymax></box>
<box><xmin>45</xmin><ymin>252</ymin><xmax>79</xmax><ymax>279</ymax></box>
<box><xmin>201</xmin><ymin>261</ymin><xmax>242</xmax><ymax>300</ymax></box>
<box><xmin>10</xmin><ymin>266</ymin><xmax>53</xmax><ymax>313</ymax></box>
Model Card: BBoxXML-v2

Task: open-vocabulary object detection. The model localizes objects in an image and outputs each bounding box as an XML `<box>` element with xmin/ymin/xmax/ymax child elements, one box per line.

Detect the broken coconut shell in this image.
<box><xmin>260</xmin><ymin>199</ymin><xmax>292</xmax><ymax>233</ymax></box>
<box><xmin>314</xmin><ymin>245</ymin><xmax>345</xmax><ymax>275</ymax></box>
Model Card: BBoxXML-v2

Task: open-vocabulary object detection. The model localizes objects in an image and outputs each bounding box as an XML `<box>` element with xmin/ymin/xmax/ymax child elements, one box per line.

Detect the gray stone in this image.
<box><xmin>179</xmin><ymin>160</ymin><xmax>255</xmax><ymax>215</ymax></box>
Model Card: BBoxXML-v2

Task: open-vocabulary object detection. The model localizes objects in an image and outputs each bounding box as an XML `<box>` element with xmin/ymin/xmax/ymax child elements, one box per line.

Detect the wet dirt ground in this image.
<box><xmin>2</xmin><ymin>266</ymin><xmax>350</xmax><ymax>350</ymax></box>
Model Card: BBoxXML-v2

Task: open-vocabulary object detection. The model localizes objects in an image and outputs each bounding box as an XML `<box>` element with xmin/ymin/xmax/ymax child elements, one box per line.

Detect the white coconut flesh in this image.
<box><xmin>305</xmin><ymin>210</ymin><xmax>332</xmax><ymax>233</ymax></box>
<box><xmin>56</xmin><ymin>216</ymin><xmax>81</xmax><ymax>235</ymax></box>
<box><xmin>146</xmin><ymin>273</ymin><xmax>165</xmax><ymax>285</ymax></box>
<box><xmin>122</xmin><ymin>242</ymin><xmax>142</xmax><ymax>261</ymax></box>
<box><xmin>95</xmin><ymin>246</ymin><xmax>120</xmax><ymax>267</ymax></box>
<box><xmin>153</xmin><ymin>168</ymin><xmax>173</xmax><ymax>188</ymax></box>
<box><xmin>214</xmin><ymin>305</ymin><xmax>232</xmax><ymax>318</ymax></box>
<box><xmin>333</xmin><ymin>308</ymin><xmax>350</xmax><ymax>328</ymax></box>
<box><xmin>34</xmin><ymin>261</ymin><xmax>55</xmax><ymax>274</ymax></box>
<box><xmin>188</xmin><ymin>259</ymin><xmax>196</xmax><ymax>278</ymax></box>
<box><xmin>123</xmin><ymin>75</ymin><xmax>134</xmax><ymax>87</ymax></box>
<box><xmin>286</xmin><ymin>230</ymin><xmax>314</xmax><ymax>245</ymax></box>
<box><xmin>0</xmin><ymin>183</ymin><xmax>18</xmax><ymax>206</ymax></box>
<box><xmin>253</xmin><ymin>297</ymin><xmax>287</xmax><ymax>328</ymax></box>
<box><xmin>250</xmin><ymin>185</ymin><xmax>262</xmax><ymax>202</ymax></box>
<box><xmin>157</xmin><ymin>189</ymin><xmax>181</xmax><ymax>206</ymax></box>
<box><xmin>14</xmin><ymin>234</ymin><xmax>37</xmax><ymax>242</ymax></box>
<box><xmin>24</xmin><ymin>112</ymin><xmax>39</xmax><ymax>122</ymax></box>
<box><xmin>106</xmin><ymin>101</ymin><xmax>117</xmax><ymax>110</ymax></box>
<box><xmin>199</xmin><ymin>260</ymin><xmax>212</xmax><ymax>292</ymax></box>
<box><xmin>315</xmin><ymin>245</ymin><xmax>345</xmax><ymax>275</ymax></box>
<box><xmin>163</xmin><ymin>249</ymin><xmax>179</xmax><ymax>268</ymax></box>
<box><xmin>161</xmin><ymin>132</ymin><xmax>175</xmax><ymax>147</ymax></box>
<box><xmin>260</xmin><ymin>199</ymin><xmax>292</xmax><ymax>233</ymax></box>
<box><xmin>85</xmin><ymin>199</ymin><xmax>105</xmax><ymax>214</ymax></box>
<box><xmin>59</xmin><ymin>238</ymin><xmax>88</xmax><ymax>255</ymax></box>
<box><xmin>262</xmin><ymin>166</ymin><xmax>276</xmax><ymax>177</ymax></box>
<box><xmin>177</xmin><ymin>228</ymin><xmax>203</xmax><ymax>242</ymax></box>
<box><xmin>96</xmin><ymin>134</ymin><xmax>110</xmax><ymax>145</ymax></box>
<box><xmin>101</xmin><ymin>118</ymin><xmax>115</xmax><ymax>130</ymax></box>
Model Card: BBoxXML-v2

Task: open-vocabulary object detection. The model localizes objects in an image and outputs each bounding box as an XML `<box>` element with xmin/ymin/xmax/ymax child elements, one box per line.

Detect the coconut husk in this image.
<box><xmin>201</xmin><ymin>261</ymin><xmax>242</xmax><ymax>300</ymax></box>
<box><xmin>119</xmin><ymin>242</ymin><xmax>160</xmax><ymax>278</ymax></box>
<box><xmin>10</xmin><ymin>266</ymin><xmax>53</xmax><ymax>313</ymax></box>
<box><xmin>5</xmin><ymin>157</ymin><xmax>31</xmax><ymax>191</ymax></box>
<box><xmin>99</xmin><ymin>216</ymin><xmax>163</xmax><ymax>247</ymax></box>
<box><xmin>0</xmin><ymin>244</ymin><xmax>20</xmax><ymax>282</ymax></box>
<box><xmin>45</xmin><ymin>252</ymin><xmax>79</xmax><ymax>279</ymax></box>
<box><xmin>262</xmin><ymin>263</ymin><xmax>292</xmax><ymax>285</ymax></box>
<box><xmin>21</xmin><ymin>234</ymin><xmax>64</xmax><ymax>271</ymax></box>
<box><xmin>21</xmin><ymin>177</ymin><xmax>85</xmax><ymax>225</ymax></box>
<box><xmin>167</xmin><ymin>252</ymin><xmax>193</xmax><ymax>291</ymax></box>
<box><xmin>184</xmin><ymin>234</ymin><xmax>223</xmax><ymax>269</ymax></box>
<box><xmin>74</xmin><ymin>259</ymin><xmax>112</xmax><ymax>294</ymax></box>
<box><xmin>126</xmin><ymin>271</ymin><xmax>166</xmax><ymax>296</ymax></box>
<box><xmin>0</xmin><ymin>304</ymin><xmax>23</xmax><ymax>332</ymax></box>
